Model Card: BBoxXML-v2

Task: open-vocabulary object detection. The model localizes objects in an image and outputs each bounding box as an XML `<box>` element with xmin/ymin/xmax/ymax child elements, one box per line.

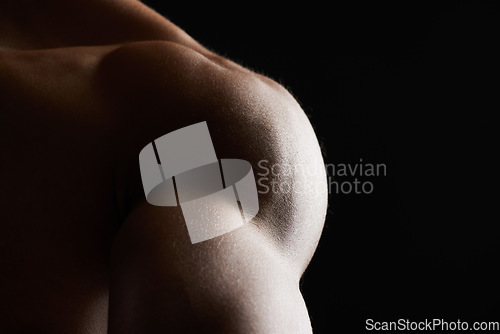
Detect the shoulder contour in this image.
<box><xmin>106</xmin><ymin>41</ymin><xmax>327</xmax><ymax>272</ymax></box>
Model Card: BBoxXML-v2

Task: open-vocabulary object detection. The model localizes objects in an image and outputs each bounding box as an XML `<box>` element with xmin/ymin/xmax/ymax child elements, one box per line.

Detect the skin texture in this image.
<box><xmin>0</xmin><ymin>0</ymin><xmax>327</xmax><ymax>333</ymax></box>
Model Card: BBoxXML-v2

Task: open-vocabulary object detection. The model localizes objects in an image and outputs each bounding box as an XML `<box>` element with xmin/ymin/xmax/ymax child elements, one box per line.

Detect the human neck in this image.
<box><xmin>0</xmin><ymin>0</ymin><xmax>173</xmax><ymax>50</ymax></box>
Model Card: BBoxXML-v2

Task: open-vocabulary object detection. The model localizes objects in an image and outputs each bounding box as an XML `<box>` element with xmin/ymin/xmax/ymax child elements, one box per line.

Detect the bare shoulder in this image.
<box><xmin>103</xmin><ymin>40</ymin><xmax>328</xmax><ymax>270</ymax></box>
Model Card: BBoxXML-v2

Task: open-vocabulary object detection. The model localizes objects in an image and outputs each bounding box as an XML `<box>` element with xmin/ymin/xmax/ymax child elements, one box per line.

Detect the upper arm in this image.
<box><xmin>105</xmin><ymin>41</ymin><xmax>327</xmax><ymax>333</ymax></box>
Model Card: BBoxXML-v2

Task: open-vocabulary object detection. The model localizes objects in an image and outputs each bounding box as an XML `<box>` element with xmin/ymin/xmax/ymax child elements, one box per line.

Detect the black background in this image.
<box><xmin>143</xmin><ymin>2</ymin><xmax>499</xmax><ymax>333</ymax></box>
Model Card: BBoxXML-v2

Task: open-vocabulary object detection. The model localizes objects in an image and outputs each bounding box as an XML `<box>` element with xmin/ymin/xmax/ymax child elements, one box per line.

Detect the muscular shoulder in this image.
<box><xmin>103</xmin><ymin>40</ymin><xmax>327</xmax><ymax>271</ymax></box>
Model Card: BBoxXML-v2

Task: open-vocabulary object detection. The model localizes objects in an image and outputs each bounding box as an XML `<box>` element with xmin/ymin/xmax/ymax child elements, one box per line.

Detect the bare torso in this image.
<box><xmin>0</xmin><ymin>2</ymin><xmax>327</xmax><ymax>333</ymax></box>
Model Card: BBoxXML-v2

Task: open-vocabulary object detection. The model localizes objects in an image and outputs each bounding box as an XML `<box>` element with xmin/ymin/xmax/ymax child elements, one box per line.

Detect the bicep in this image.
<box><xmin>108</xmin><ymin>202</ymin><xmax>312</xmax><ymax>333</ymax></box>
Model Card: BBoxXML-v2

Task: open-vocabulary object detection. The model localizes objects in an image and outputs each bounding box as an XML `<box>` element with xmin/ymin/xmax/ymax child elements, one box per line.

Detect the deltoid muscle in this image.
<box><xmin>139</xmin><ymin>122</ymin><xmax>259</xmax><ymax>243</ymax></box>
